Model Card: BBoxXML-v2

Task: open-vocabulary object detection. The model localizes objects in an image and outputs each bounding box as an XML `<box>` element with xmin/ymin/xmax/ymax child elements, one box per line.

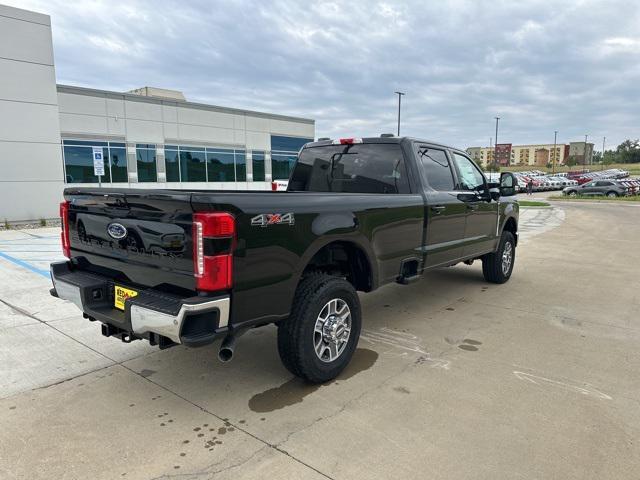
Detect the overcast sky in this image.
<box><xmin>8</xmin><ymin>0</ymin><xmax>640</xmax><ymax>149</ymax></box>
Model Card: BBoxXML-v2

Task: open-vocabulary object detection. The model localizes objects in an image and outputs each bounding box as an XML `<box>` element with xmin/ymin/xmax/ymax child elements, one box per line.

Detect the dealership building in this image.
<box><xmin>0</xmin><ymin>4</ymin><xmax>315</xmax><ymax>222</ymax></box>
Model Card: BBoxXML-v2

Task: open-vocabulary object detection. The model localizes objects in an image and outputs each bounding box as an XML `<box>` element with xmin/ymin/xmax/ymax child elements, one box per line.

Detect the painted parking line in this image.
<box><xmin>0</xmin><ymin>251</ymin><xmax>51</xmax><ymax>278</ymax></box>
<box><xmin>0</xmin><ymin>234</ymin><xmax>63</xmax><ymax>278</ymax></box>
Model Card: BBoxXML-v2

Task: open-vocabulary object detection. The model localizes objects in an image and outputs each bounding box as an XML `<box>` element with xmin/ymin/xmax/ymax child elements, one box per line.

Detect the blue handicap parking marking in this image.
<box><xmin>0</xmin><ymin>234</ymin><xmax>64</xmax><ymax>278</ymax></box>
<box><xmin>0</xmin><ymin>251</ymin><xmax>51</xmax><ymax>278</ymax></box>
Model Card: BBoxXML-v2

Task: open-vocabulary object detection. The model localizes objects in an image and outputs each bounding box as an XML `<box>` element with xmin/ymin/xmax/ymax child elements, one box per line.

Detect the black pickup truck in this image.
<box><xmin>50</xmin><ymin>136</ymin><xmax>519</xmax><ymax>383</ymax></box>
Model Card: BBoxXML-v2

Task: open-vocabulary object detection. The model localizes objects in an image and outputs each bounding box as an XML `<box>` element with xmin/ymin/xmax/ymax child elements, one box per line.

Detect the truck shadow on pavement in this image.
<box><xmin>127</xmin><ymin>266</ymin><xmax>488</xmax><ymax>415</ymax></box>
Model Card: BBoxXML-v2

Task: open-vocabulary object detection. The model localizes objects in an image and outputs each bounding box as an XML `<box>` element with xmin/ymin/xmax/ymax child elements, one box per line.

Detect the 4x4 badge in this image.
<box><xmin>251</xmin><ymin>213</ymin><xmax>295</xmax><ymax>227</ymax></box>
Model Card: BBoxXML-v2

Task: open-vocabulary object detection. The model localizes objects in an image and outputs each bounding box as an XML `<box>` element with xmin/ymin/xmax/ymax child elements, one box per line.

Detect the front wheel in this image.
<box><xmin>568</xmin><ymin>191</ymin><xmax>578</xmax><ymax>197</ymax></box>
<box><xmin>482</xmin><ymin>231</ymin><xmax>516</xmax><ymax>284</ymax></box>
<box><xmin>277</xmin><ymin>274</ymin><xmax>362</xmax><ymax>383</ymax></box>
<box><xmin>606</xmin><ymin>191</ymin><xmax>618</xmax><ymax>198</ymax></box>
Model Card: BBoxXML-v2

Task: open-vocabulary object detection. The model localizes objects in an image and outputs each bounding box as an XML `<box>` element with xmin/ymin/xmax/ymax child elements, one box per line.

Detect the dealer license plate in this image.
<box><xmin>114</xmin><ymin>285</ymin><xmax>138</xmax><ymax>310</ymax></box>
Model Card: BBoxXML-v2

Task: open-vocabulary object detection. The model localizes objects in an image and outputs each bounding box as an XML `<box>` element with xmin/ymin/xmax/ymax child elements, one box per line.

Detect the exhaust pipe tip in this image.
<box><xmin>218</xmin><ymin>334</ymin><xmax>236</xmax><ymax>363</ymax></box>
<box><xmin>218</xmin><ymin>347</ymin><xmax>234</xmax><ymax>362</ymax></box>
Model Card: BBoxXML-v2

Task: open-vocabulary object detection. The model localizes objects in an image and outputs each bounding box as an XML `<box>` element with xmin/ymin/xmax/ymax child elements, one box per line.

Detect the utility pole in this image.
<box><xmin>553</xmin><ymin>130</ymin><xmax>558</xmax><ymax>174</ymax></box>
<box><xmin>602</xmin><ymin>136</ymin><xmax>606</xmax><ymax>171</ymax></box>
<box><xmin>394</xmin><ymin>91</ymin><xmax>405</xmax><ymax>136</ymax></box>
<box><xmin>584</xmin><ymin>134</ymin><xmax>589</xmax><ymax>167</ymax></box>
<box><xmin>494</xmin><ymin>117</ymin><xmax>500</xmax><ymax>171</ymax></box>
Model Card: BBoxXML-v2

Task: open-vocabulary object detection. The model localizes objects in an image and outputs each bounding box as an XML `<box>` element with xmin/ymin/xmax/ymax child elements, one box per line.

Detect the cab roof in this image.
<box><xmin>303</xmin><ymin>136</ymin><xmax>467</xmax><ymax>156</ymax></box>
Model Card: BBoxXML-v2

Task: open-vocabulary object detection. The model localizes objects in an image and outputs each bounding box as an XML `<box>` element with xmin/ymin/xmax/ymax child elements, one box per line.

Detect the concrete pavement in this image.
<box><xmin>1</xmin><ymin>202</ymin><xmax>639</xmax><ymax>479</ymax></box>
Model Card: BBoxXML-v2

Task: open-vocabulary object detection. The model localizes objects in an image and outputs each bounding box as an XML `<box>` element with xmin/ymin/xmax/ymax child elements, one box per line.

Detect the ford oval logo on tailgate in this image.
<box><xmin>107</xmin><ymin>223</ymin><xmax>127</xmax><ymax>240</ymax></box>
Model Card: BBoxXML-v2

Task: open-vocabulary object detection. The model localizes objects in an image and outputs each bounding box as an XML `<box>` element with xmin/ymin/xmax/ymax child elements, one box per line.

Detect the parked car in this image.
<box><xmin>563</xmin><ymin>180</ymin><xmax>629</xmax><ymax>197</ymax></box>
<box><xmin>50</xmin><ymin>136</ymin><xmax>519</xmax><ymax>383</ymax></box>
<box><xmin>546</xmin><ymin>177</ymin><xmax>564</xmax><ymax>189</ymax></box>
<box><xmin>271</xmin><ymin>180</ymin><xmax>288</xmax><ymax>191</ymax></box>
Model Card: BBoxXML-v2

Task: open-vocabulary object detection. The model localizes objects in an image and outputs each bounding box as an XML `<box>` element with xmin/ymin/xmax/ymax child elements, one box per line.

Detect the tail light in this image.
<box><xmin>192</xmin><ymin>212</ymin><xmax>235</xmax><ymax>292</ymax></box>
<box><xmin>60</xmin><ymin>201</ymin><xmax>70</xmax><ymax>258</ymax></box>
<box><xmin>271</xmin><ymin>182</ymin><xmax>277</xmax><ymax>191</ymax></box>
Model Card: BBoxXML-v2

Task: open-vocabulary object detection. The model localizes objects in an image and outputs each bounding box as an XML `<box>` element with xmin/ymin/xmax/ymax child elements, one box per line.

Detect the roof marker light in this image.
<box><xmin>332</xmin><ymin>138</ymin><xmax>363</xmax><ymax>145</ymax></box>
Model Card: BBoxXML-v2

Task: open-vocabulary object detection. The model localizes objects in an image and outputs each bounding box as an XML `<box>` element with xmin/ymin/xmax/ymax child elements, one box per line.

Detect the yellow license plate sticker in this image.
<box><xmin>114</xmin><ymin>285</ymin><xmax>138</xmax><ymax>310</ymax></box>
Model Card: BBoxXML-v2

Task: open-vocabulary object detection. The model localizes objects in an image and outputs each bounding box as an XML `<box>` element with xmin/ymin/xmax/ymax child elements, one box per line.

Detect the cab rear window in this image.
<box><xmin>288</xmin><ymin>144</ymin><xmax>410</xmax><ymax>194</ymax></box>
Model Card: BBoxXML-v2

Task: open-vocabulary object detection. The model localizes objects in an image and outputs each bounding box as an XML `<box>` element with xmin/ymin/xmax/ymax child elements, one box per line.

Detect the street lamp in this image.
<box><xmin>395</xmin><ymin>91</ymin><xmax>405</xmax><ymax>136</ymax></box>
<box><xmin>602</xmin><ymin>136</ymin><xmax>606</xmax><ymax>171</ymax></box>
<box><xmin>494</xmin><ymin>117</ymin><xmax>500</xmax><ymax>171</ymax></box>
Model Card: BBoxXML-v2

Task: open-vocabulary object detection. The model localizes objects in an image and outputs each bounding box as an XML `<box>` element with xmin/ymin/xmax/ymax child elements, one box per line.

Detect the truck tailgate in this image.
<box><xmin>65</xmin><ymin>189</ymin><xmax>196</xmax><ymax>293</ymax></box>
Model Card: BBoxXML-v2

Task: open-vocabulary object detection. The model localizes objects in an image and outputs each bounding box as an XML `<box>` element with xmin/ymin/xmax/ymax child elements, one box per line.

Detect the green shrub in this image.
<box><xmin>519</xmin><ymin>200</ymin><xmax>550</xmax><ymax>207</ymax></box>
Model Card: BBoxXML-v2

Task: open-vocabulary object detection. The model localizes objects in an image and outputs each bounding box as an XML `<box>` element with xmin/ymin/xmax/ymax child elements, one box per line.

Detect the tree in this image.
<box><xmin>592</xmin><ymin>151</ymin><xmax>602</xmax><ymax>164</ymax></box>
<box><xmin>566</xmin><ymin>155</ymin><xmax>578</xmax><ymax>167</ymax></box>
<box><xmin>603</xmin><ymin>150</ymin><xmax>616</xmax><ymax>165</ymax></box>
<box><xmin>616</xmin><ymin>139</ymin><xmax>640</xmax><ymax>163</ymax></box>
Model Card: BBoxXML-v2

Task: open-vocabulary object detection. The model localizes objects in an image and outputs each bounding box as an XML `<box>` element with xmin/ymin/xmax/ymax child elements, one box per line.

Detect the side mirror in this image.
<box><xmin>500</xmin><ymin>172</ymin><xmax>517</xmax><ymax>197</ymax></box>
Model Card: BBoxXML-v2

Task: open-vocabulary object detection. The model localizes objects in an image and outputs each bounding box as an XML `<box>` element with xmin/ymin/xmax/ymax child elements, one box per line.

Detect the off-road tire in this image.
<box><xmin>277</xmin><ymin>273</ymin><xmax>361</xmax><ymax>383</ymax></box>
<box><xmin>482</xmin><ymin>231</ymin><xmax>516</xmax><ymax>284</ymax></box>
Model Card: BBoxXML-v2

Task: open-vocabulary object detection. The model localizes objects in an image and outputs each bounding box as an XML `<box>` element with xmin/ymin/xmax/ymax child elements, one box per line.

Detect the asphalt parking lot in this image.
<box><xmin>1</xmin><ymin>201</ymin><xmax>639</xmax><ymax>480</ymax></box>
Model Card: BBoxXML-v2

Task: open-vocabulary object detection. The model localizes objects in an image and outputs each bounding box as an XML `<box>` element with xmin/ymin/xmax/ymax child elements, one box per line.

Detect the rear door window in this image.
<box><xmin>416</xmin><ymin>146</ymin><xmax>455</xmax><ymax>191</ymax></box>
<box><xmin>290</xmin><ymin>143</ymin><xmax>410</xmax><ymax>193</ymax></box>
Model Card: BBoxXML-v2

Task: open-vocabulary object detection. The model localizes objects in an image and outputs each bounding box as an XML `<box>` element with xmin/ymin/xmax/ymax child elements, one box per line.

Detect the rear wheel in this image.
<box><xmin>277</xmin><ymin>273</ymin><xmax>361</xmax><ymax>383</ymax></box>
<box><xmin>482</xmin><ymin>231</ymin><xmax>515</xmax><ymax>284</ymax></box>
<box><xmin>606</xmin><ymin>191</ymin><xmax>618</xmax><ymax>198</ymax></box>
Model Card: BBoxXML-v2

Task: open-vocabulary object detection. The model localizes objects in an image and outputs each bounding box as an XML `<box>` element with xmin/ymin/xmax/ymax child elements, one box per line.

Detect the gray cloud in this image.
<box><xmin>7</xmin><ymin>0</ymin><xmax>640</xmax><ymax>149</ymax></box>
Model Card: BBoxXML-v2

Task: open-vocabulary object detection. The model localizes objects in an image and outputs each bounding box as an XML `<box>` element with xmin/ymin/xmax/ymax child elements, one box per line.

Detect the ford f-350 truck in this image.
<box><xmin>50</xmin><ymin>136</ymin><xmax>519</xmax><ymax>383</ymax></box>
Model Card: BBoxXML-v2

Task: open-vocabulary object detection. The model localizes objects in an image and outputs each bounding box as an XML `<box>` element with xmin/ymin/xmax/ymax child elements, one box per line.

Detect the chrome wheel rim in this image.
<box><xmin>502</xmin><ymin>241</ymin><xmax>513</xmax><ymax>275</ymax></box>
<box><xmin>313</xmin><ymin>298</ymin><xmax>351</xmax><ymax>363</ymax></box>
<box><xmin>607</xmin><ymin>192</ymin><xmax>616</xmax><ymax>198</ymax></box>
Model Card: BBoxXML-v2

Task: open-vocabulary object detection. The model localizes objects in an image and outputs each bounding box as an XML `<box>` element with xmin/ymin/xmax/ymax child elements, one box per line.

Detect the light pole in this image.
<box><xmin>395</xmin><ymin>91</ymin><xmax>405</xmax><ymax>136</ymax></box>
<box><xmin>553</xmin><ymin>130</ymin><xmax>558</xmax><ymax>174</ymax></box>
<box><xmin>602</xmin><ymin>136</ymin><xmax>606</xmax><ymax>171</ymax></box>
<box><xmin>494</xmin><ymin>117</ymin><xmax>500</xmax><ymax>171</ymax></box>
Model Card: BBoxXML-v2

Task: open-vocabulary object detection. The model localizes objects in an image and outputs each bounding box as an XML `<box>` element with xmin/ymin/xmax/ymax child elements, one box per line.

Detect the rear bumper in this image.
<box><xmin>50</xmin><ymin>261</ymin><xmax>230</xmax><ymax>347</ymax></box>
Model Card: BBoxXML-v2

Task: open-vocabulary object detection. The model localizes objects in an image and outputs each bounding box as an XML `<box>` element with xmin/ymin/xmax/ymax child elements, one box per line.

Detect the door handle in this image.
<box><xmin>430</xmin><ymin>205</ymin><xmax>446</xmax><ymax>214</ymax></box>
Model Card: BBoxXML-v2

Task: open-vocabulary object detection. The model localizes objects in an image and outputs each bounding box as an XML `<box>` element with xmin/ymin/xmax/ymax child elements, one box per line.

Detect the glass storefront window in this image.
<box><xmin>63</xmin><ymin>140</ymin><xmax>289</xmax><ymax>184</ymax></box>
<box><xmin>252</xmin><ymin>151</ymin><xmax>265</xmax><ymax>181</ymax></box>
<box><xmin>235</xmin><ymin>150</ymin><xmax>246</xmax><ymax>182</ymax></box>
<box><xmin>63</xmin><ymin>145</ymin><xmax>109</xmax><ymax>183</ymax></box>
<box><xmin>62</xmin><ymin>140</ymin><xmax>129</xmax><ymax>183</ymax></box>
<box><xmin>109</xmin><ymin>147</ymin><xmax>128</xmax><ymax>182</ymax></box>
<box><xmin>271</xmin><ymin>153</ymin><xmax>298</xmax><ymax>180</ymax></box>
<box><xmin>179</xmin><ymin>147</ymin><xmax>206</xmax><ymax>182</ymax></box>
<box><xmin>136</xmin><ymin>144</ymin><xmax>157</xmax><ymax>182</ymax></box>
<box><xmin>270</xmin><ymin>135</ymin><xmax>313</xmax><ymax>152</ymax></box>
<box><xmin>165</xmin><ymin>146</ymin><xmax>180</xmax><ymax>182</ymax></box>
<box><xmin>207</xmin><ymin>149</ymin><xmax>235</xmax><ymax>182</ymax></box>
<box><xmin>270</xmin><ymin>135</ymin><xmax>313</xmax><ymax>180</ymax></box>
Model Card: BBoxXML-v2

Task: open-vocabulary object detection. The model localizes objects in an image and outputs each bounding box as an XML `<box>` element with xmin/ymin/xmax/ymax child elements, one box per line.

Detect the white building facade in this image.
<box><xmin>0</xmin><ymin>4</ymin><xmax>315</xmax><ymax>222</ymax></box>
